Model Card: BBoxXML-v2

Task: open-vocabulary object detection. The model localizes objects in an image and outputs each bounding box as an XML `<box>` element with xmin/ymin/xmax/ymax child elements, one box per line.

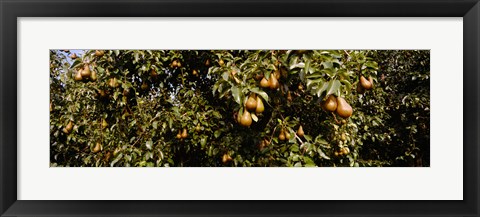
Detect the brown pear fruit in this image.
<box><xmin>368</xmin><ymin>76</ymin><xmax>374</xmax><ymax>89</ymax></box>
<box><xmin>108</xmin><ymin>78</ymin><xmax>119</xmax><ymax>88</ymax></box>
<box><xmin>81</xmin><ymin>64</ymin><xmax>91</xmax><ymax>78</ymax></box>
<box><xmin>141</xmin><ymin>82</ymin><xmax>148</xmax><ymax>90</ymax></box>
<box><xmin>205</xmin><ymin>59</ymin><xmax>211</xmax><ymax>67</ymax></box>
<box><xmin>90</xmin><ymin>70</ymin><xmax>97</xmax><ymax>81</ymax></box>
<box><xmin>176</xmin><ymin>130</ymin><xmax>182</xmax><ymax>139</ymax></box>
<box><xmin>98</xmin><ymin>89</ymin><xmax>106</xmax><ymax>98</ymax></box>
<box><xmin>177</xmin><ymin>61</ymin><xmax>182</xmax><ymax>68</ymax></box>
<box><xmin>285</xmin><ymin>130</ymin><xmax>291</xmax><ymax>140</ymax></box>
<box><xmin>356</xmin><ymin>82</ymin><xmax>365</xmax><ymax>94</ymax></box>
<box><xmin>150</xmin><ymin>69</ymin><xmax>158</xmax><ymax>78</ymax></box>
<box><xmin>93</xmin><ymin>142</ymin><xmax>102</xmax><ymax>153</ymax></box>
<box><xmin>74</xmin><ymin>71</ymin><xmax>83</xmax><ymax>81</ymax></box>
<box><xmin>322</xmin><ymin>95</ymin><xmax>337</xmax><ymax>112</ymax></box>
<box><xmin>236</xmin><ymin>111</ymin><xmax>242</xmax><ymax>124</ymax></box>
<box><xmin>222</xmin><ymin>154</ymin><xmax>232</xmax><ymax>163</ymax></box>
<box><xmin>239</xmin><ymin>110</ymin><xmax>252</xmax><ymax>127</ymax></box>
<box><xmin>255</xmin><ymin>97</ymin><xmax>264</xmax><ymax>113</ymax></box>
<box><xmin>181</xmin><ymin>128</ymin><xmax>188</xmax><ymax>139</ymax></box>
<box><xmin>297</xmin><ymin>125</ymin><xmax>304</xmax><ymax>137</ymax></box>
<box><xmin>278</xmin><ymin>129</ymin><xmax>286</xmax><ymax>141</ymax></box>
<box><xmin>171</xmin><ymin>60</ymin><xmax>178</xmax><ymax>68</ymax></box>
<box><xmin>218</xmin><ymin>59</ymin><xmax>224</xmax><ymax>66</ymax></box>
<box><xmin>360</xmin><ymin>76</ymin><xmax>372</xmax><ymax>90</ymax></box>
<box><xmin>268</xmin><ymin>75</ymin><xmax>279</xmax><ymax>90</ymax></box>
<box><xmin>260</xmin><ymin>77</ymin><xmax>269</xmax><ymax>88</ymax></box>
<box><xmin>95</xmin><ymin>50</ymin><xmax>104</xmax><ymax>57</ymax></box>
<box><xmin>341</xmin><ymin>133</ymin><xmax>346</xmax><ymax>141</ymax></box>
<box><xmin>192</xmin><ymin>69</ymin><xmax>198</xmax><ymax>76</ymax></box>
<box><xmin>245</xmin><ymin>95</ymin><xmax>257</xmax><ymax>111</ymax></box>
<box><xmin>336</xmin><ymin>96</ymin><xmax>353</xmax><ymax>118</ymax></box>
<box><xmin>63</xmin><ymin>121</ymin><xmax>73</xmax><ymax>134</ymax></box>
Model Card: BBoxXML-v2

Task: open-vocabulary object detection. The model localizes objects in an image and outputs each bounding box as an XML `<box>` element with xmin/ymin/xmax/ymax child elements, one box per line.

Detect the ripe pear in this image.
<box><xmin>171</xmin><ymin>60</ymin><xmax>178</xmax><ymax>68</ymax></box>
<box><xmin>81</xmin><ymin>64</ymin><xmax>91</xmax><ymax>78</ymax></box>
<box><xmin>95</xmin><ymin>50</ymin><xmax>104</xmax><ymax>57</ymax></box>
<box><xmin>278</xmin><ymin>129</ymin><xmax>286</xmax><ymax>141</ymax></box>
<box><xmin>74</xmin><ymin>71</ymin><xmax>83</xmax><ymax>81</ymax></box>
<box><xmin>322</xmin><ymin>95</ymin><xmax>337</xmax><ymax>112</ymax></box>
<box><xmin>141</xmin><ymin>82</ymin><xmax>148</xmax><ymax>90</ymax></box>
<box><xmin>101</xmin><ymin>119</ymin><xmax>108</xmax><ymax>129</ymax></box>
<box><xmin>297</xmin><ymin>125</ymin><xmax>304</xmax><ymax>137</ymax></box>
<box><xmin>368</xmin><ymin>76</ymin><xmax>374</xmax><ymax>89</ymax></box>
<box><xmin>268</xmin><ymin>75</ymin><xmax>279</xmax><ymax>90</ymax></box>
<box><xmin>108</xmin><ymin>78</ymin><xmax>119</xmax><ymax>88</ymax></box>
<box><xmin>181</xmin><ymin>128</ymin><xmax>188</xmax><ymax>139</ymax></box>
<box><xmin>336</xmin><ymin>96</ymin><xmax>353</xmax><ymax>118</ymax></box>
<box><xmin>192</xmin><ymin>69</ymin><xmax>198</xmax><ymax>76</ymax></box>
<box><xmin>90</xmin><ymin>70</ymin><xmax>97</xmax><ymax>81</ymax></box>
<box><xmin>63</xmin><ymin>121</ymin><xmax>73</xmax><ymax>134</ymax></box>
<box><xmin>341</xmin><ymin>133</ymin><xmax>346</xmax><ymax>141</ymax></box>
<box><xmin>285</xmin><ymin>130</ymin><xmax>291</xmax><ymax>140</ymax></box>
<box><xmin>245</xmin><ymin>95</ymin><xmax>257</xmax><ymax>111</ymax></box>
<box><xmin>218</xmin><ymin>59</ymin><xmax>224</xmax><ymax>66</ymax></box>
<box><xmin>177</xmin><ymin>61</ymin><xmax>182</xmax><ymax>68</ymax></box>
<box><xmin>205</xmin><ymin>59</ymin><xmax>211</xmax><ymax>67</ymax></box>
<box><xmin>222</xmin><ymin>154</ymin><xmax>232</xmax><ymax>163</ymax></box>
<box><xmin>195</xmin><ymin>124</ymin><xmax>201</xmax><ymax>132</ymax></box>
<box><xmin>260</xmin><ymin>77</ymin><xmax>269</xmax><ymax>88</ymax></box>
<box><xmin>255</xmin><ymin>97</ymin><xmax>264</xmax><ymax>113</ymax></box>
<box><xmin>239</xmin><ymin>110</ymin><xmax>252</xmax><ymax>127</ymax></box>
<box><xmin>150</xmin><ymin>69</ymin><xmax>158</xmax><ymax>78</ymax></box>
<box><xmin>360</xmin><ymin>76</ymin><xmax>372</xmax><ymax>90</ymax></box>
<box><xmin>176</xmin><ymin>130</ymin><xmax>182</xmax><ymax>139</ymax></box>
<box><xmin>98</xmin><ymin>89</ymin><xmax>107</xmax><ymax>98</ymax></box>
<box><xmin>93</xmin><ymin>142</ymin><xmax>102</xmax><ymax>153</ymax></box>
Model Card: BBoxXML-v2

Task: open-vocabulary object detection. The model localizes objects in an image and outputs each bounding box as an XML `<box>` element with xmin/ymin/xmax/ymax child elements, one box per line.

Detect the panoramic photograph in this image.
<box><xmin>50</xmin><ymin>50</ymin><xmax>430</xmax><ymax>167</ymax></box>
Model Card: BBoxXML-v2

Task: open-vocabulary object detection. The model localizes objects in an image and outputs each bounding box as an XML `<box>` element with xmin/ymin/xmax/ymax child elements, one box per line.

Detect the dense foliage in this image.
<box><xmin>50</xmin><ymin>50</ymin><xmax>430</xmax><ymax>167</ymax></box>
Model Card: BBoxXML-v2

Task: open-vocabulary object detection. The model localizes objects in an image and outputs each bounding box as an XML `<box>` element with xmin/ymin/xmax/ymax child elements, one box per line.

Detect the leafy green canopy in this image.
<box><xmin>50</xmin><ymin>50</ymin><xmax>430</xmax><ymax>167</ymax></box>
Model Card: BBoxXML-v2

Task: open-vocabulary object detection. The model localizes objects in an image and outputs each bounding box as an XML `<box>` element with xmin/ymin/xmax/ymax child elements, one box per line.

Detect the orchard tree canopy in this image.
<box><xmin>50</xmin><ymin>50</ymin><xmax>430</xmax><ymax>167</ymax></box>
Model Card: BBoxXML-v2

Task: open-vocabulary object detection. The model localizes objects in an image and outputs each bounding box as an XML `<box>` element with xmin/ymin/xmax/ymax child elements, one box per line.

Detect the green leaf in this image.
<box><xmin>145</xmin><ymin>140</ymin><xmax>153</xmax><ymax>150</ymax></box>
<box><xmin>325</xmin><ymin>80</ymin><xmax>341</xmax><ymax>96</ymax></box>
<box><xmin>231</xmin><ymin>86</ymin><xmax>243</xmax><ymax>105</ymax></box>
<box><xmin>152</xmin><ymin>121</ymin><xmax>158</xmax><ymax>130</ymax></box>
<box><xmin>249</xmin><ymin>88</ymin><xmax>269</xmax><ymax>102</ymax></box>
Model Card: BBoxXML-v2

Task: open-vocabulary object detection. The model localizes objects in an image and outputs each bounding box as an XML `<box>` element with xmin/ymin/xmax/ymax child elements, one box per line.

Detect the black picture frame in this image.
<box><xmin>1</xmin><ymin>0</ymin><xmax>479</xmax><ymax>216</ymax></box>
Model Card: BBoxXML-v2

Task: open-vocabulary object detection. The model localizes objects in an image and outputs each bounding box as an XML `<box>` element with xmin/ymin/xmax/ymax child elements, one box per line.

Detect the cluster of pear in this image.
<box><xmin>62</xmin><ymin>120</ymin><xmax>74</xmax><ymax>134</ymax></box>
<box><xmin>222</xmin><ymin>153</ymin><xmax>233</xmax><ymax>163</ymax></box>
<box><xmin>259</xmin><ymin>70</ymin><xmax>280</xmax><ymax>90</ymax></box>
<box><xmin>171</xmin><ymin>60</ymin><xmax>182</xmax><ymax>68</ymax></box>
<box><xmin>334</xmin><ymin>133</ymin><xmax>350</xmax><ymax>156</ymax></box>
<box><xmin>74</xmin><ymin>64</ymin><xmax>97</xmax><ymax>82</ymax></box>
<box><xmin>357</xmin><ymin>75</ymin><xmax>374</xmax><ymax>94</ymax></box>
<box><xmin>176</xmin><ymin>128</ymin><xmax>188</xmax><ymax>139</ymax></box>
<box><xmin>334</xmin><ymin>146</ymin><xmax>350</xmax><ymax>157</ymax></box>
<box><xmin>321</xmin><ymin>95</ymin><xmax>353</xmax><ymax>119</ymax></box>
<box><xmin>238</xmin><ymin>94</ymin><xmax>265</xmax><ymax>127</ymax></box>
